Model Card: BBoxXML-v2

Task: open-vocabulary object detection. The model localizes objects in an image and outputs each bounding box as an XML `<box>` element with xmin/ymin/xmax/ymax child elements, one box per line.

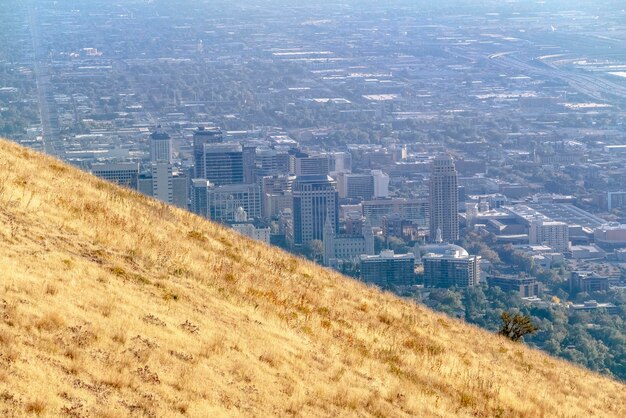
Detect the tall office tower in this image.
<box><xmin>261</xmin><ymin>174</ymin><xmax>295</xmax><ymax>219</ymax></box>
<box><xmin>138</xmin><ymin>173</ymin><xmax>153</xmax><ymax>196</ymax></box>
<box><xmin>190</xmin><ymin>179</ymin><xmax>210</xmax><ymax>217</ymax></box>
<box><xmin>172</xmin><ymin>172</ymin><xmax>188</xmax><ymax>209</ymax></box>
<box><xmin>207</xmin><ymin>183</ymin><xmax>261</xmax><ymax>222</ymax></box>
<box><xmin>429</xmin><ymin>154</ymin><xmax>459</xmax><ymax>242</ymax></box>
<box><xmin>151</xmin><ymin>163</ymin><xmax>173</xmax><ymax>204</ymax></box>
<box><xmin>150</xmin><ymin>127</ymin><xmax>172</xmax><ymax>163</ymax></box>
<box><xmin>291</xmin><ymin>175</ymin><xmax>338</xmax><ymax>247</ymax></box>
<box><xmin>275</xmin><ymin>151</ymin><xmax>291</xmax><ymax>174</ymax></box>
<box><xmin>201</xmin><ymin>143</ymin><xmax>244</xmax><ymax>186</ymax></box>
<box><xmin>337</xmin><ymin>173</ymin><xmax>375</xmax><ymax>200</ymax></box>
<box><xmin>294</xmin><ymin>154</ymin><xmax>330</xmax><ymax>176</ymax></box>
<box><xmin>255</xmin><ymin>148</ymin><xmax>279</xmax><ymax>180</ymax></box>
<box><xmin>325</xmin><ymin>151</ymin><xmax>352</xmax><ymax>175</ymax></box>
<box><xmin>91</xmin><ymin>162</ymin><xmax>139</xmax><ymax>189</ymax></box>
<box><xmin>149</xmin><ymin>127</ymin><xmax>174</xmax><ymax>204</ymax></box>
<box><xmin>242</xmin><ymin>144</ymin><xmax>257</xmax><ymax>184</ymax></box>
<box><xmin>193</xmin><ymin>126</ymin><xmax>223</xmax><ymax>178</ymax></box>
<box><xmin>371</xmin><ymin>170</ymin><xmax>390</xmax><ymax>198</ymax></box>
<box><xmin>362</xmin><ymin>198</ymin><xmax>429</xmax><ymax>228</ymax></box>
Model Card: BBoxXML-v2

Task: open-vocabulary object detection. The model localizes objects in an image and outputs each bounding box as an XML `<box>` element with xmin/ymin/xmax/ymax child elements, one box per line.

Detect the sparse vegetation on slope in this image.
<box><xmin>0</xmin><ymin>138</ymin><xmax>624</xmax><ymax>417</ymax></box>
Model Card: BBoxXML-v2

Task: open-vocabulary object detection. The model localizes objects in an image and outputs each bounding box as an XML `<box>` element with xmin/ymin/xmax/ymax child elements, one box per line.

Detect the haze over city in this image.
<box><xmin>1</xmin><ymin>0</ymin><xmax>626</xmax><ymax>416</ymax></box>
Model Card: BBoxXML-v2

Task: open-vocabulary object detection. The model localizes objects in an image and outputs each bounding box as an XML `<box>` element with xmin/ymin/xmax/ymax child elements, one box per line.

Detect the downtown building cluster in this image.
<box><xmin>90</xmin><ymin>126</ymin><xmax>488</xmax><ymax>291</ymax></box>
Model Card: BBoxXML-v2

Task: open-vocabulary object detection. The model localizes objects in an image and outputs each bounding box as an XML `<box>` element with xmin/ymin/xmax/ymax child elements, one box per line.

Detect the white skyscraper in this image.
<box><xmin>429</xmin><ymin>154</ymin><xmax>459</xmax><ymax>243</ymax></box>
<box><xmin>150</xmin><ymin>127</ymin><xmax>172</xmax><ymax>164</ymax></box>
<box><xmin>151</xmin><ymin>163</ymin><xmax>173</xmax><ymax>204</ymax></box>
<box><xmin>371</xmin><ymin>170</ymin><xmax>390</xmax><ymax>198</ymax></box>
<box><xmin>150</xmin><ymin>127</ymin><xmax>173</xmax><ymax>204</ymax></box>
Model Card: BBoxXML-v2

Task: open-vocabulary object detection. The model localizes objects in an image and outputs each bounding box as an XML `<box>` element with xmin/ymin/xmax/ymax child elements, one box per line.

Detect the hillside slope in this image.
<box><xmin>0</xmin><ymin>139</ymin><xmax>624</xmax><ymax>418</ymax></box>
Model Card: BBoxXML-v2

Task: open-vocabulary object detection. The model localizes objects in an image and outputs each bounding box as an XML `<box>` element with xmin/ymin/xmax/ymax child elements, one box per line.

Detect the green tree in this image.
<box><xmin>498</xmin><ymin>312</ymin><xmax>538</xmax><ymax>342</ymax></box>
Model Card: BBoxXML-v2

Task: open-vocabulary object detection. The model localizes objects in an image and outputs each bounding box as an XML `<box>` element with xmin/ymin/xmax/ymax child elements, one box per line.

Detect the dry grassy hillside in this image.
<box><xmin>0</xmin><ymin>138</ymin><xmax>624</xmax><ymax>417</ymax></box>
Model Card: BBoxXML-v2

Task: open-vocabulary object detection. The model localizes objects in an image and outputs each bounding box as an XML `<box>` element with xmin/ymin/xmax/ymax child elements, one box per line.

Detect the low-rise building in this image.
<box><xmin>487</xmin><ymin>275</ymin><xmax>541</xmax><ymax>298</ymax></box>
<box><xmin>569</xmin><ymin>300</ymin><xmax>618</xmax><ymax>314</ymax></box>
<box><xmin>569</xmin><ymin>271</ymin><xmax>610</xmax><ymax>294</ymax></box>
<box><xmin>594</xmin><ymin>223</ymin><xmax>626</xmax><ymax>250</ymax></box>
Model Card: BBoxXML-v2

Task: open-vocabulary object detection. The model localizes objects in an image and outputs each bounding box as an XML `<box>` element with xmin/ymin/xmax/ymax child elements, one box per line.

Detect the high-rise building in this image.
<box><xmin>291</xmin><ymin>175</ymin><xmax>338</xmax><ymax>247</ymax></box>
<box><xmin>360</xmin><ymin>250</ymin><xmax>415</xmax><ymax>288</ymax></box>
<box><xmin>151</xmin><ymin>163</ymin><xmax>173</xmax><ymax>204</ymax></box>
<box><xmin>607</xmin><ymin>191</ymin><xmax>626</xmax><ymax>211</ymax></box>
<box><xmin>429</xmin><ymin>154</ymin><xmax>459</xmax><ymax>242</ymax></box>
<box><xmin>337</xmin><ymin>173</ymin><xmax>375</xmax><ymax>200</ymax></box>
<box><xmin>242</xmin><ymin>144</ymin><xmax>257</xmax><ymax>184</ymax></box>
<box><xmin>326</xmin><ymin>151</ymin><xmax>352</xmax><ymax>175</ymax></box>
<box><xmin>254</xmin><ymin>148</ymin><xmax>280</xmax><ymax>180</ymax></box>
<box><xmin>91</xmin><ymin>162</ymin><xmax>139</xmax><ymax>189</ymax></box>
<box><xmin>201</xmin><ymin>143</ymin><xmax>244</xmax><ymax>186</ymax></box>
<box><xmin>138</xmin><ymin>173</ymin><xmax>153</xmax><ymax>196</ymax></box>
<box><xmin>261</xmin><ymin>174</ymin><xmax>295</xmax><ymax>219</ymax></box>
<box><xmin>529</xmin><ymin>218</ymin><xmax>569</xmax><ymax>252</ymax></box>
<box><xmin>362</xmin><ymin>198</ymin><xmax>429</xmax><ymax>228</ymax></box>
<box><xmin>149</xmin><ymin>127</ymin><xmax>174</xmax><ymax>204</ymax></box>
<box><xmin>207</xmin><ymin>183</ymin><xmax>261</xmax><ymax>222</ymax></box>
<box><xmin>193</xmin><ymin>126</ymin><xmax>223</xmax><ymax>178</ymax></box>
<box><xmin>150</xmin><ymin>128</ymin><xmax>172</xmax><ymax>163</ymax></box>
<box><xmin>172</xmin><ymin>172</ymin><xmax>188</xmax><ymax>209</ymax></box>
<box><xmin>294</xmin><ymin>155</ymin><xmax>330</xmax><ymax>176</ymax></box>
<box><xmin>371</xmin><ymin>170</ymin><xmax>390</xmax><ymax>198</ymax></box>
<box><xmin>190</xmin><ymin>179</ymin><xmax>210</xmax><ymax>217</ymax></box>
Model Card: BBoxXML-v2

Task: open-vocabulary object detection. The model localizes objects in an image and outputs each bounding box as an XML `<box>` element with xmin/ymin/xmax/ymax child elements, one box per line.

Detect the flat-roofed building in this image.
<box><xmin>151</xmin><ymin>162</ymin><xmax>173</xmax><ymax>204</ymax></box>
<box><xmin>505</xmin><ymin>203</ymin><xmax>603</xmax><ymax>246</ymax></box>
<box><xmin>172</xmin><ymin>172</ymin><xmax>188</xmax><ymax>209</ymax></box>
<box><xmin>569</xmin><ymin>300</ymin><xmax>618</xmax><ymax>314</ymax></box>
<box><xmin>294</xmin><ymin>155</ymin><xmax>330</xmax><ymax>176</ymax></box>
<box><xmin>207</xmin><ymin>183</ymin><xmax>261</xmax><ymax>223</ymax></box>
<box><xmin>360</xmin><ymin>250</ymin><xmax>415</xmax><ymax>288</ymax></box>
<box><xmin>190</xmin><ymin>179</ymin><xmax>210</xmax><ymax>218</ymax></box>
<box><xmin>201</xmin><ymin>143</ymin><xmax>244</xmax><ymax>186</ymax></box>
<box><xmin>594</xmin><ymin>223</ymin><xmax>626</xmax><ymax>250</ymax></box>
<box><xmin>193</xmin><ymin>126</ymin><xmax>223</xmax><ymax>178</ymax></box>
<box><xmin>487</xmin><ymin>276</ymin><xmax>541</xmax><ymax>298</ymax></box>
<box><xmin>607</xmin><ymin>191</ymin><xmax>626</xmax><ymax>211</ymax></box>
<box><xmin>291</xmin><ymin>175</ymin><xmax>338</xmax><ymax>247</ymax></box>
<box><xmin>529</xmin><ymin>218</ymin><xmax>569</xmax><ymax>252</ymax></box>
<box><xmin>362</xmin><ymin>198</ymin><xmax>428</xmax><ymax>228</ymax></box>
<box><xmin>91</xmin><ymin>162</ymin><xmax>139</xmax><ymax>189</ymax></box>
<box><xmin>569</xmin><ymin>271</ymin><xmax>609</xmax><ymax>294</ymax></box>
<box><xmin>337</xmin><ymin>173</ymin><xmax>375</xmax><ymax>200</ymax></box>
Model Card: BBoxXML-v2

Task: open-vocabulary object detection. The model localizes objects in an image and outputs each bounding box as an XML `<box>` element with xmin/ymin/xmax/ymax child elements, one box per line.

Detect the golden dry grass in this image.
<box><xmin>0</xmin><ymin>138</ymin><xmax>624</xmax><ymax>417</ymax></box>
